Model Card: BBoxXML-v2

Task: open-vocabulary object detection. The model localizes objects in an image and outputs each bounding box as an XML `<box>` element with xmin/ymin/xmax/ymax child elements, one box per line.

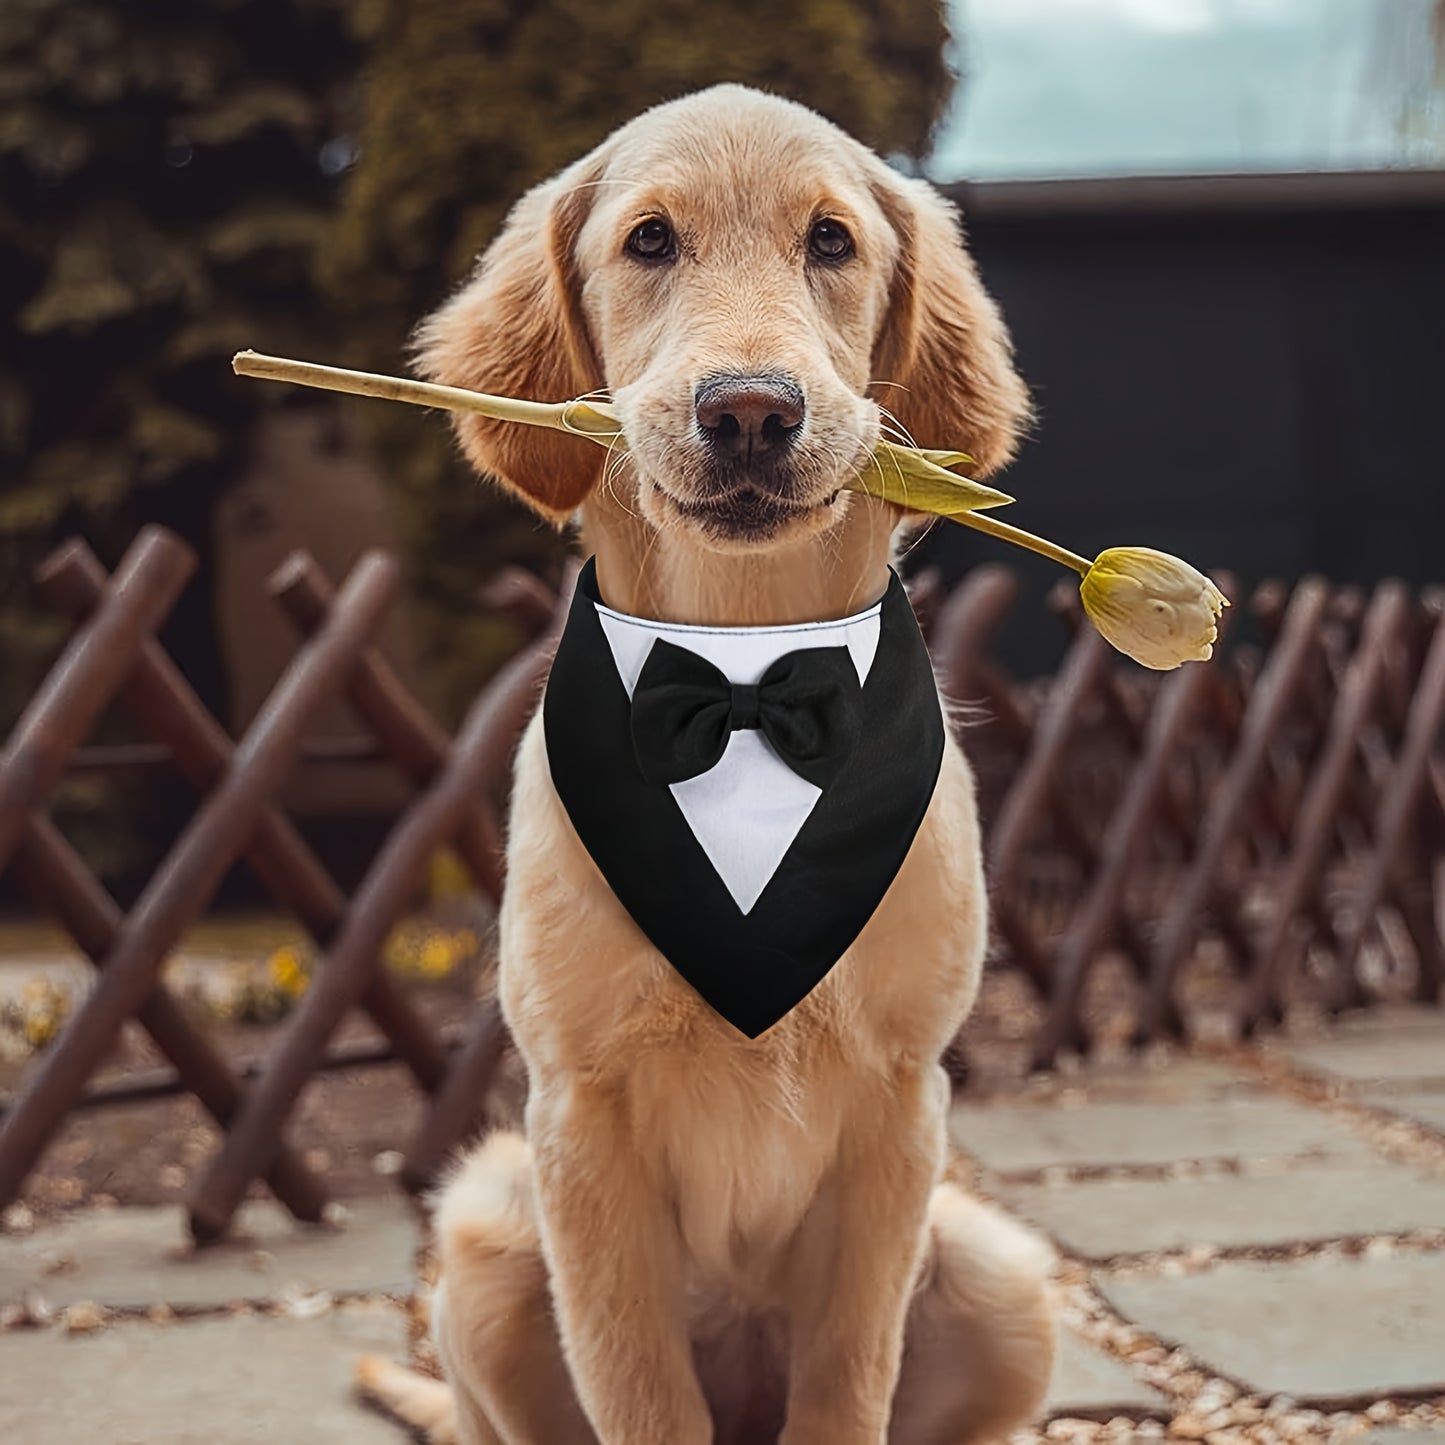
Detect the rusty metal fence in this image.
<box><xmin>0</xmin><ymin>526</ymin><xmax>1441</xmax><ymax>1241</ymax></box>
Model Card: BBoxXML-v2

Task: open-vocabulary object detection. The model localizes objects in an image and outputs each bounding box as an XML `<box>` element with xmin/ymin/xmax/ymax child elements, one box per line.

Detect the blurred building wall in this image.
<box><xmin>921</xmin><ymin>170</ymin><xmax>1445</xmax><ymax>674</ymax></box>
<box><xmin>214</xmin><ymin>406</ymin><xmax>413</xmax><ymax>821</ymax></box>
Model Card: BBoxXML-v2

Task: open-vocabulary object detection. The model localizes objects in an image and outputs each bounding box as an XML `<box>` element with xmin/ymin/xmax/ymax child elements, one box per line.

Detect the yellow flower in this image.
<box><xmin>952</xmin><ymin>515</ymin><xmax>1227</xmax><ymax>669</ymax></box>
<box><xmin>417</xmin><ymin>932</ymin><xmax>458</xmax><ymax>978</ymax></box>
<box><xmin>267</xmin><ymin>946</ymin><xmax>309</xmax><ymax>998</ymax></box>
<box><xmin>15</xmin><ymin>979</ymin><xmax>71</xmax><ymax>1049</ymax></box>
<box><xmin>23</xmin><ymin>1010</ymin><xmax>61</xmax><ymax>1048</ymax></box>
<box><xmin>426</xmin><ymin>848</ymin><xmax>473</xmax><ymax>903</ymax></box>
<box><xmin>383</xmin><ymin>924</ymin><xmax>416</xmax><ymax>972</ymax></box>
<box><xmin>1079</xmin><ymin>548</ymin><xmax>1229</xmax><ymax>670</ymax></box>
<box><xmin>232</xmin><ymin>352</ymin><xmax>1231</xmax><ymax>665</ymax></box>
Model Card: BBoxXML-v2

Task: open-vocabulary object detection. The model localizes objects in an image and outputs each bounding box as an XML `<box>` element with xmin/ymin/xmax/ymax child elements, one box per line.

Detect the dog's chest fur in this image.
<box><xmin>499</xmin><ymin>712</ymin><xmax>987</xmax><ymax>1296</ymax></box>
<box><xmin>650</xmin><ymin>1036</ymin><xmax>844</xmax><ymax>1294</ymax></box>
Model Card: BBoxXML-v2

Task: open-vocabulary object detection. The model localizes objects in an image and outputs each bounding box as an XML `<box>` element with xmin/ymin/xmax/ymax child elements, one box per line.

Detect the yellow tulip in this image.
<box><xmin>1078</xmin><ymin>548</ymin><xmax>1229</xmax><ymax>670</ymax></box>
<box><xmin>957</xmin><ymin>513</ymin><xmax>1228</xmax><ymax>669</ymax></box>
<box><xmin>231</xmin><ymin>352</ymin><xmax>1229</xmax><ymax>665</ymax></box>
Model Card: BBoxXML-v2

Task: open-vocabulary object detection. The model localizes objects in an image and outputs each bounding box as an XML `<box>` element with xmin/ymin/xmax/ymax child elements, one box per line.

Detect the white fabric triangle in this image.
<box><xmin>595</xmin><ymin>598</ymin><xmax>882</xmax><ymax>914</ymax></box>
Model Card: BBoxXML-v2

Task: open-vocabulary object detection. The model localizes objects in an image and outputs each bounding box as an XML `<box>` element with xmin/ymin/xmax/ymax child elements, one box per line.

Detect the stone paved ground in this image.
<box><xmin>955</xmin><ymin>1006</ymin><xmax>1445</xmax><ymax>1445</ymax></box>
<box><xmin>1</xmin><ymin>1008</ymin><xmax>1443</xmax><ymax>1442</ymax></box>
<box><xmin>0</xmin><ymin>1196</ymin><xmax>419</xmax><ymax>1445</ymax></box>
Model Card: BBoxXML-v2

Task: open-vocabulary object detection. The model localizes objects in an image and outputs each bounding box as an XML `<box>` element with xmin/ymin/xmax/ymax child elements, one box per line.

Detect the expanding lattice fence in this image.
<box><xmin>0</xmin><ymin>527</ymin><xmax>1440</xmax><ymax>1240</ymax></box>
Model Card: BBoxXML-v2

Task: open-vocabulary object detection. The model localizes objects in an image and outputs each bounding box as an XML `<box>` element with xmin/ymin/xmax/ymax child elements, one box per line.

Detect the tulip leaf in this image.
<box><xmin>847</xmin><ymin>441</ymin><xmax>1014</xmax><ymax>516</ymax></box>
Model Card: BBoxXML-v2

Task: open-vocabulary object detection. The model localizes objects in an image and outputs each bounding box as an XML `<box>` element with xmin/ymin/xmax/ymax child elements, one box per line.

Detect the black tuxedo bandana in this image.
<box><xmin>543</xmin><ymin>558</ymin><xmax>945</xmax><ymax>1038</ymax></box>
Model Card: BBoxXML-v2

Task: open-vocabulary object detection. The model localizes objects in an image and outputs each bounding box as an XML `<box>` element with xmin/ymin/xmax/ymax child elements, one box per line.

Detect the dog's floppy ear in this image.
<box><xmin>868</xmin><ymin>169</ymin><xmax>1031</xmax><ymax>477</ymax></box>
<box><xmin>413</xmin><ymin>157</ymin><xmax>606</xmax><ymax>520</ymax></box>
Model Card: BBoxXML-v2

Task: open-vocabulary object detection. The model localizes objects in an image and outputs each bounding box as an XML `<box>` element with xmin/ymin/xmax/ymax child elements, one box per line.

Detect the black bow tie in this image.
<box><xmin>629</xmin><ymin>639</ymin><xmax>863</xmax><ymax>789</ymax></box>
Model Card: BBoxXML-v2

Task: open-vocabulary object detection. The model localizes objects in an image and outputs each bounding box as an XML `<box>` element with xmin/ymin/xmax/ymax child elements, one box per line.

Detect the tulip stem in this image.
<box><xmin>232</xmin><ymin>350</ymin><xmax>582</xmax><ymax>431</ymax></box>
<box><xmin>951</xmin><ymin>510</ymin><xmax>1094</xmax><ymax>575</ymax></box>
<box><xmin>231</xmin><ymin>351</ymin><xmax>1094</xmax><ymax>572</ymax></box>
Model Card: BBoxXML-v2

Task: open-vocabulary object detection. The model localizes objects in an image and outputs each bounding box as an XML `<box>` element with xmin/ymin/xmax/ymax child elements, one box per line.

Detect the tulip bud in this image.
<box><xmin>1079</xmin><ymin>547</ymin><xmax>1229</xmax><ymax>669</ymax></box>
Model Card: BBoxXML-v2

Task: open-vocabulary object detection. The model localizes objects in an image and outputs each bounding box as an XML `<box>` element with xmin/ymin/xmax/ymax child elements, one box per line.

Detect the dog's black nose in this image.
<box><xmin>695</xmin><ymin>375</ymin><xmax>805</xmax><ymax>459</ymax></box>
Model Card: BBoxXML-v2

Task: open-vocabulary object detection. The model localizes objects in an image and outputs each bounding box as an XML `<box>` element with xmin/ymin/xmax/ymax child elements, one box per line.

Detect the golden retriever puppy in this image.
<box><xmin>361</xmin><ymin>84</ymin><xmax>1055</xmax><ymax>1445</ymax></box>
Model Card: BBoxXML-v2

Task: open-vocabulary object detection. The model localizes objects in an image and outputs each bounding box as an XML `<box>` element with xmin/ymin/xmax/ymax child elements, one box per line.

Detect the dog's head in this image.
<box><xmin>416</xmin><ymin>85</ymin><xmax>1028</xmax><ymax>553</ymax></box>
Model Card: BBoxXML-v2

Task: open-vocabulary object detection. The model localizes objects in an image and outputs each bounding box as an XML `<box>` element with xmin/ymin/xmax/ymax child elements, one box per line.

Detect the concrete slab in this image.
<box><xmin>1333</xmin><ymin>1007</ymin><xmax>1445</xmax><ymax>1036</ymax></box>
<box><xmin>1099</xmin><ymin>1253</ymin><xmax>1445</xmax><ymax>1401</ymax></box>
<box><xmin>1277</xmin><ymin>1026</ymin><xmax>1445</xmax><ymax>1086</ymax></box>
<box><xmin>1357</xmin><ymin>1432</ymin><xmax>1445</xmax><ymax>1444</ymax></box>
<box><xmin>0</xmin><ymin>1197</ymin><xmax>417</xmax><ymax>1311</ymax></box>
<box><xmin>1065</xmin><ymin>1057</ymin><xmax>1263</xmax><ymax>1104</ymax></box>
<box><xmin>0</xmin><ymin>1300</ymin><xmax>406</xmax><ymax>1444</ymax></box>
<box><xmin>1000</xmin><ymin>1161</ymin><xmax>1445</xmax><ymax>1258</ymax></box>
<box><xmin>951</xmin><ymin>1096</ymin><xmax>1371</xmax><ymax>1174</ymax></box>
<box><xmin>1046</xmin><ymin>1328</ymin><xmax>1169</xmax><ymax>1416</ymax></box>
<box><xmin>1364</xmin><ymin>1087</ymin><xmax>1445</xmax><ymax>1135</ymax></box>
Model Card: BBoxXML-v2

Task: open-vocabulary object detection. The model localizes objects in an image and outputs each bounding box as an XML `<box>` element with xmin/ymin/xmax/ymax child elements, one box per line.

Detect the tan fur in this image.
<box><xmin>370</xmin><ymin>85</ymin><xmax>1055</xmax><ymax>1445</ymax></box>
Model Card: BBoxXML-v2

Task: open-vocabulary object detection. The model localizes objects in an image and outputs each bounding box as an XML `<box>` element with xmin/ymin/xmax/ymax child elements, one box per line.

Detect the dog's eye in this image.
<box><xmin>626</xmin><ymin>218</ymin><xmax>676</xmax><ymax>263</ymax></box>
<box><xmin>807</xmin><ymin>218</ymin><xmax>854</xmax><ymax>263</ymax></box>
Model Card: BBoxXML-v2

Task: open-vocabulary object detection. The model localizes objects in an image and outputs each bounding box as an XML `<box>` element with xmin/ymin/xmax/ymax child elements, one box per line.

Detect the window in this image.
<box><xmin>929</xmin><ymin>0</ymin><xmax>1445</xmax><ymax>180</ymax></box>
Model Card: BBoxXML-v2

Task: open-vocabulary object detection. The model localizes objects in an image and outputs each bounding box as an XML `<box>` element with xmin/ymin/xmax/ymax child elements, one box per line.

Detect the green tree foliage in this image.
<box><xmin>326</xmin><ymin>0</ymin><xmax>955</xmax><ymax>721</ymax></box>
<box><xmin>0</xmin><ymin>0</ymin><xmax>358</xmax><ymax>727</ymax></box>
<box><xmin>0</xmin><ymin>0</ymin><xmax>955</xmax><ymax>737</ymax></box>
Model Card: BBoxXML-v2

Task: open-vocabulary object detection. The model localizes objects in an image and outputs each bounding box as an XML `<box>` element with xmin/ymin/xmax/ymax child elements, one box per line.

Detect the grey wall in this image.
<box><xmin>918</xmin><ymin>182</ymin><xmax>1445</xmax><ymax>675</ymax></box>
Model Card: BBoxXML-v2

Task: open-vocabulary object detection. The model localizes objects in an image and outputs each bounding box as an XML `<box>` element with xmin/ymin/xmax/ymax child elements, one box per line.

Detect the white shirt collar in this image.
<box><xmin>592</xmin><ymin>596</ymin><xmax>883</xmax><ymax>699</ymax></box>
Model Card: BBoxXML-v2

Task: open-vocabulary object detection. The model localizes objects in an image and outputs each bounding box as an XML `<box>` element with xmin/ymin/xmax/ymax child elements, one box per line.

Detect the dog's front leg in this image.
<box><xmin>779</xmin><ymin>1065</ymin><xmax>946</xmax><ymax>1445</ymax></box>
<box><xmin>529</xmin><ymin>1084</ymin><xmax>712</xmax><ymax>1445</ymax></box>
